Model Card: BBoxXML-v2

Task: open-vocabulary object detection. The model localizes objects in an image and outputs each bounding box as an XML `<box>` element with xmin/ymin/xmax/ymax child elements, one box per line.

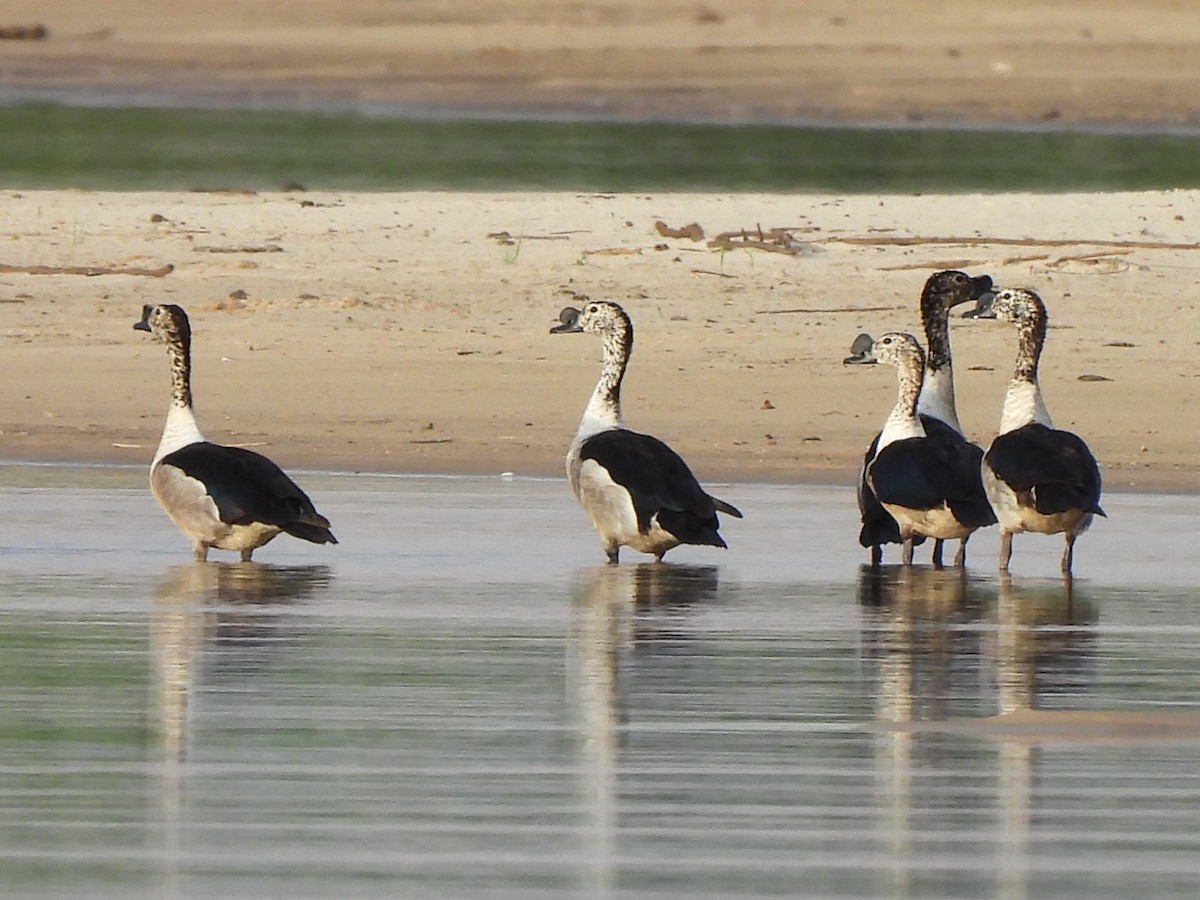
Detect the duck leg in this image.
<box><xmin>998</xmin><ymin>531</ymin><xmax>1013</xmax><ymax>573</ymax></box>
<box><xmin>901</xmin><ymin>536</ymin><xmax>914</xmax><ymax>566</ymax></box>
<box><xmin>931</xmin><ymin>539</ymin><xmax>945</xmax><ymax>568</ymax></box>
<box><xmin>870</xmin><ymin>545</ymin><xmax>883</xmax><ymax>568</ymax></box>
<box><xmin>1061</xmin><ymin>533</ymin><xmax>1076</xmax><ymax>576</ymax></box>
<box><xmin>953</xmin><ymin>537</ymin><xmax>968</xmax><ymax>568</ymax></box>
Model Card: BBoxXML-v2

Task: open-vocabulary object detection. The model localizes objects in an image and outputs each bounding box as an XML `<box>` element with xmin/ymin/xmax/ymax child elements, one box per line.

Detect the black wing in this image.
<box><xmin>870</xmin><ymin>430</ymin><xmax>995</xmax><ymax>527</ymax></box>
<box><xmin>857</xmin><ymin>415</ymin><xmax>972</xmax><ymax>548</ymax></box>
<box><xmin>920</xmin><ymin>415</ymin><xmax>964</xmax><ymax>443</ymax></box>
<box><xmin>580</xmin><ymin>429</ymin><xmax>730</xmax><ymax>547</ymax></box>
<box><xmin>161</xmin><ymin>442</ymin><xmax>337</xmax><ymax>543</ymax></box>
<box><xmin>985</xmin><ymin>423</ymin><xmax>1104</xmax><ymax>517</ymax></box>
<box><xmin>858</xmin><ymin>431</ymin><xmax>903</xmax><ymax>548</ymax></box>
<box><xmin>923</xmin><ymin>421</ymin><xmax>997</xmax><ymax>528</ymax></box>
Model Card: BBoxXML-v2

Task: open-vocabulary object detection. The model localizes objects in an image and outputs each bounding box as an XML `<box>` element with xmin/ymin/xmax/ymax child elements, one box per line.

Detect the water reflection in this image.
<box><xmin>988</xmin><ymin>575</ymin><xmax>1098</xmax><ymax>900</ymax></box>
<box><xmin>857</xmin><ymin>566</ymin><xmax>1097</xmax><ymax>722</ymax></box>
<box><xmin>858</xmin><ymin>566</ymin><xmax>979</xmax><ymax>897</ymax></box>
<box><xmin>151</xmin><ymin>563</ymin><xmax>333</xmax><ymax>761</ymax></box>
<box><xmin>988</xmin><ymin>574</ymin><xmax>1099</xmax><ymax>716</ymax></box>
<box><xmin>567</xmin><ymin>564</ymin><xmax>719</xmax><ymax>897</ymax></box>
<box><xmin>859</xmin><ymin>569</ymin><xmax>1102</xmax><ymax>900</ymax></box>
<box><xmin>4</xmin><ymin>474</ymin><xmax>1200</xmax><ymax>898</ymax></box>
<box><xmin>149</xmin><ymin>562</ymin><xmax>331</xmax><ymax>895</ymax></box>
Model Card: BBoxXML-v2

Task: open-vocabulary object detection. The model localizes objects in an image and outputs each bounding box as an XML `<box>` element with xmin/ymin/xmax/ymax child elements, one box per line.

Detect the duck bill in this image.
<box><xmin>842</xmin><ymin>332</ymin><xmax>877</xmax><ymax>364</ymax></box>
<box><xmin>549</xmin><ymin>306</ymin><xmax>583</xmax><ymax>334</ymax></box>
<box><xmin>961</xmin><ymin>290</ymin><xmax>998</xmax><ymax>319</ymax></box>
<box><xmin>133</xmin><ymin>304</ymin><xmax>154</xmax><ymax>332</ymax></box>
<box><xmin>969</xmin><ymin>273</ymin><xmax>994</xmax><ymax>299</ymax></box>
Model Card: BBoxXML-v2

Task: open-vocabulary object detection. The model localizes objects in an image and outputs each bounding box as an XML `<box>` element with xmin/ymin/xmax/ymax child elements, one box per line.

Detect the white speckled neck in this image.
<box><xmin>877</xmin><ymin>351</ymin><xmax>927</xmax><ymax>450</ymax></box>
<box><xmin>153</xmin><ymin>318</ymin><xmax>205</xmax><ymax>464</ymax></box>
<box><xmin>576</xmin><ymin>380</ymin><xmax>621</xmax><ymax>441</ymax></box>
<box><xmin>998</xmin><ymin>300</ymin><xmax>1052</xmax><ymax>434</ymax></box>
<box><xmin>574</xmin><ymin>321</ymin><xmax>628</xmax><ymax>442</ymax></box>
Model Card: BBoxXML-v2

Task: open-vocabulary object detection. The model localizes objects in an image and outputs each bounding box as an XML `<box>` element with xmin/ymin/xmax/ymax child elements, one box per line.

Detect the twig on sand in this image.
<box><xmin>708</xmin><ymin>226</ymin><xmax>813</xmax><ymax>255</ymax></box>
<box><xmin>194</xmin><ymin>244</ymin><xmax>282</xmax><ymax>254</ymax></box>
<box><xmin>0</xmin><ymin>25</ymin><xmax>48</xmax><ymax>40</ymax></box>
<box><xmin>756</xmin><ymin>305</ymin><xmax>903</xmax><ymax>314</ymax></box>
<box><xmin>880</xmin><ymin>259</ymin><xmax>989</xmax><ymax>271</ymax></box>
<box><xmin>487</xmin><ymin>230</ymin><xmax>582</xmax><ymax>244</ymax></box>
<box><xmin>823</xmin><ymin>235</ymin><xmax>1200</xmax><ymax>251</ymax></box>
<box><xmin>1048</xmin><ymin>249</ymin><xmax>1134</xmax><ymax>261</ymax></box>
<box><xmin>0</xmin><ymin>262</ymin><xmax>174</xmax><ymax>277</ymax></box>
<box><xmin>655</xmin><ymin>221</ymin><xmax>705</xmax><ymax>241</ymax></box>
<box><xmin>581</xmin><ymin>247</ymin><xmax>641</xmax><ymax>257</ymax></box>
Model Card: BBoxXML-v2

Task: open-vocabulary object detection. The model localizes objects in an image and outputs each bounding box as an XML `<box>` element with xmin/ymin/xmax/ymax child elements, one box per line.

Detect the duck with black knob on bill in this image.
<box><xmin>135</xmin><ymin>304</ymin><xmax>337</xmax><ymax>562</ymax></box>
<box><xmin>857</xmin><ymin>331</ymin><xmax>997</xmax><ymax>567</ymax></box>
<box><xmin>550</xmin><ymin>301</ymin><xmax>742</xmax><ymax>564</ymax></box>
<box><xmin>969</xmin><ymin>288</ymin><xmax>1104</xmax><ymax>576</ymax></box>
<box><xmin>844</xmin><ymin>269</ymin><xmax>996</xmax><ymax>567</ymax></box>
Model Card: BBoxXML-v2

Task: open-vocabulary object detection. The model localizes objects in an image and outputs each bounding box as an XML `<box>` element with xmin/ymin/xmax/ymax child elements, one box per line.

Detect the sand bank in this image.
<box><xmin>0</xmin><ymin>189</ymin><xmax>1195</xmax><ymax>491</ymax></box>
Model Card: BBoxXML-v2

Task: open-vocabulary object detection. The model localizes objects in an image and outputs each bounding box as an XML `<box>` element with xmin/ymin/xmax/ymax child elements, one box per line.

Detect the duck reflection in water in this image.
<box><xmin>859</xmin><ymin>569</ymin><xmax>1097</xmax><ymax>900</ymax></box>
<box><xmin>858</xmin><ymin>567</ymin><xmax>1097</xmax><ymax>720</ymax></box>
<box><xmin>566</xmin><ymin>563</ymin><xmax>720</xmax><ymax>896</ymax></box>
<box><xmin>988</xmin><ymin>575</ymin><xmax>1098</xmax><ymax>900</ymax></box>
<box><xmin>988</xmin><ymin>574</ymin><xmax>1098</xmax><ymax>717</ymax></box>
<box><xmin>151</xmin><ymin>562</ymin><xmax>332</xmax><ymax>762</ymax></box>
<box><xmin>858</xmin><ymin>565</ymin><xmax>985</xmax><ymax>724</ymax></box>
<box><xmin>858</xmin><ymin>564</ymin><xmax>979</xmax><ymax>897</ymax></box>
<box><xmin>149</xmin><ymin>562</ymin><xmax>331</xmax><ymax>891</ymax></box>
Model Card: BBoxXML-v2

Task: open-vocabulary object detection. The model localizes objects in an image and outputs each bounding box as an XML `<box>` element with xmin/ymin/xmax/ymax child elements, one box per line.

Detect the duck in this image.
<box><xmin>862</xmin><ymin>332</ymin><xmax>997</xmax><ymax>566</ymax></box>
<box><xmin>848</xmin><ymin>270</ymin><xmax>997</xmax><ymax>566</ymax></box>
<box><xmin>134</xmin><ymin>303</ymin><xmax>337</xmax><ymax>561</ymax></box>
<box><xmin>974</xmin><ymin>288</ymin><xmax>1104</xmax><ymax>575</ymax></box>
<box><xmin>550</xmin><ymin>301</ymin><xmax>742</xmax><ymax>563</ymax></box>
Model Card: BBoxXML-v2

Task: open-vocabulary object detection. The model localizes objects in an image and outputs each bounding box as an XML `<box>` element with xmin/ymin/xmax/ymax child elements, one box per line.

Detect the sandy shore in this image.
<box><xmin>4</xmin><ymin>0</ymin><xmax>1200</xmax><ymax>128</ymax></box>
<box><xmin>1</xmin><ymin>2</ymin><xmax>1198</xmax><ymax>490</ymax></box>
<box><xmin>0</xmin><ymin>189</ymin><xmax>1196</xmax><ymax>492</ymax></box>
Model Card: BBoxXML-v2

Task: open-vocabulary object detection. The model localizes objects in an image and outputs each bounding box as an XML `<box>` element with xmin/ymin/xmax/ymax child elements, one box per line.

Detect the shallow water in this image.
<box><xmin>0</xmin><ymin>465</ymin><xmax>1198</xmax><ymax>898</ymax></box>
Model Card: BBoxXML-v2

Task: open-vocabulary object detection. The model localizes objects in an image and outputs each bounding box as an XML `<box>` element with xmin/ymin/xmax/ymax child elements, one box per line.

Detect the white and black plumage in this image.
<box><xmin>848</xmin><ymin>270</ymin><xmax>997</xmax><ymax>566</ymax></box>
<box><xmin>863</xmin><ymin>332</ymin><xmax>997</xmax><ymax>566</ymax></box>
<box><xmin>975</xmin><ymin>288</ymin><xmax>1104</xmax><ymax>575</ymax></box>
<box><xmin>550</xmin><ymin>301</ymin><xmax>742</xmax><ymax>563</ymax></box>
<box><xmin>135</xmin><ymin>304</ymin><xmax>337</xmax><ymax>561</ymax></box>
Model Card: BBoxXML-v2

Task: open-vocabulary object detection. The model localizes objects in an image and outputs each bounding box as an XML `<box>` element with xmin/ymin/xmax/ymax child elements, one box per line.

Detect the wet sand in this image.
<box><xmin>0</xmin><ymin>190</ymin><xmax>1197</xmax><ymax>491</ymax></box>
